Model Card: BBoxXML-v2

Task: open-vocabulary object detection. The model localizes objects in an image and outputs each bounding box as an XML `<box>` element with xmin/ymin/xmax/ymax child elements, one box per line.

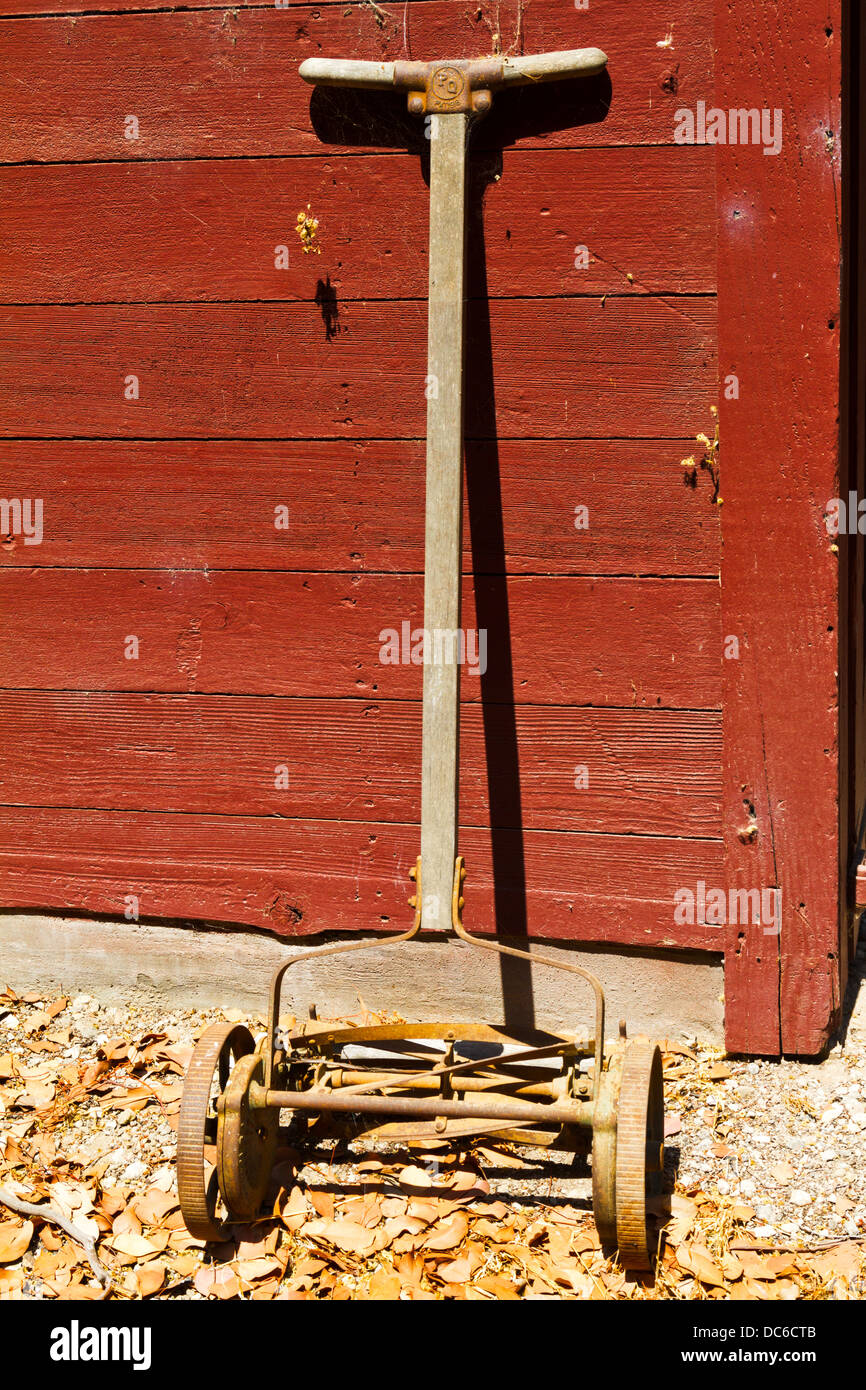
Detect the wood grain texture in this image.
<box><xmin>0</xmin><ymin>440</ymin><xmax>721</xmax><ymax>576</ymax></box>
<box><xmin>0</xmin><ymin>0</ymin><xmax>729</xmax><ymax>982</ymax></box>
<box><xmin>0</xmin><ymin>298</ymin><xmax>716</xmax><ymax>439</ymax></box>
<box><xmin>0</xmin><ymin>148</ymin><xmax>716</xmax><ymax>304</ymax></box>
<box><xmin>0</xmin><ymin>693</ymin><xmax>722</xmax><ymax>837</ymax></box>
<box><xmin>0</xmin><ymin>570</ymin><xmax>722</xmax><ymax>706</ymax></box>
<box><xmin>0</xmin><ymin>803</ymin><xmax>724</xmax><ymax>950</ymax></box>
<box><xmin>0</xmin><ymin>0</ymin><xmax>712</xmax><ymax>160</ymax></box>
<box><xmin>840</xmin><ymin>4</ymin><xmax>866</xmax><ymax>972</ymax></box>
<box><xmin>717</xmin><ymin>0</ymin><xmax>842</xmax><ymax>1054</ymax></box>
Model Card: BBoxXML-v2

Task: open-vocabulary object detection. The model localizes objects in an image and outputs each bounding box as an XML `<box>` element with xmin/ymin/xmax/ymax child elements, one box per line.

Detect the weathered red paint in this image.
<box><xmin>0</xmin><ymin>299</ymin><xmax>716</xmax><ymax>439</ymax></box>
<box><xmin>0</xmin><ymin>692</ymin><xmax>721</xmax><ymax>837</ymax></box>
<box><xmin>716</xmin><ymin>0</ymin><xmax>844</xmax><ymax>1053</ymax></box>
<box><xmin>0</xmin><ymin>440</ymin><xmax>720</xmax><ymax>575</ymax></box>
<box><xmin>0</xmin><ymin>804</ymin><xmax>723</xmax><ymax>950</ymax></box>
<box><xmin>0</xmin><ymin>0</ymin><xmax>852</xmax><ymax>1054</ymax></box>
<box><xmin>0</xmin><ymin>0</ymin><xmax>711</xmax><ymax>159</ymax></box>
<box><xmin>0</xmin><ymin>149</ymin><xmax>715</xmax><ymax>304</ymax></box>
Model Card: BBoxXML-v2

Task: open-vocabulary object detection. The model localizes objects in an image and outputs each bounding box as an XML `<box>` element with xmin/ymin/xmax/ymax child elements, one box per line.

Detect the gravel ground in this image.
<box><xmin>1</xmin><ymin>939</ymin><xmax>865</xmax><ymax>1300</ymax></box>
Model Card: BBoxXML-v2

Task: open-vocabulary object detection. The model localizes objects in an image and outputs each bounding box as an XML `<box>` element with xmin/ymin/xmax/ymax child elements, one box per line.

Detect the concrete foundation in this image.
<box><xmin>0</xmin><ymin>911</ymin><xmax>724</xmax><ymax>1042</ymax></box>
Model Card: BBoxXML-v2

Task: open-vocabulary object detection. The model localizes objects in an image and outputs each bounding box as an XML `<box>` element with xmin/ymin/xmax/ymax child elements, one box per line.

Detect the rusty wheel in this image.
<box><xmin>217</xmin><ymin>1049</ymin><xmax>279</xmax><ymax>1223</ymax></box>
<box><xmin>614</xmin><ymin>1038</ymin><xmax>665</xmax><ymax>1270</ymax></box>
<box><xmin>177</xmin><ymin>1022</ymin><xmax>254</xmax><ymax>1241</ymax></box>
<box><xmin>590</xmin><ymin>1059</ymin><xmax>619</xmax><ymax>1247</ymax></box>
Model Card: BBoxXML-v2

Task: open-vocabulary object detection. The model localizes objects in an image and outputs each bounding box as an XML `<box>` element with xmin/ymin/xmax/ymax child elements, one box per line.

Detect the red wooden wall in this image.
<box><xmin>0</xmin><ymin>0</ymin><xmax>846</xmax><ymax>1052</ymax></box>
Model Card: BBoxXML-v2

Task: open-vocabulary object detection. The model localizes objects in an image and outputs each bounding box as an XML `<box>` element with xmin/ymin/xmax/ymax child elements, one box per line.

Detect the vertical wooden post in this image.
<box><xmin>420</xmin><ymin>111</ymin><xmax>469</xmax><ymax>929</ymax></box>
<box><xmin>716</xmin><ymin>0</ymin><xmax>843</xmax><ymax>1052</ymax></box>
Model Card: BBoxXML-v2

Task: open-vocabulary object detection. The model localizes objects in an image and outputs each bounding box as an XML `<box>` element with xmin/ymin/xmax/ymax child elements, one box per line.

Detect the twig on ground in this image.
<box><xmin>0</xmin><ymin>1184</ymin><xmax>111</xmax><ymax>1287</ymax></box>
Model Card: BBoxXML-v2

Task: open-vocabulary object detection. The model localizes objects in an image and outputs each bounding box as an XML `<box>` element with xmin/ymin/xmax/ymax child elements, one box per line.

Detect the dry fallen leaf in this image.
<box><xmin>368</xmin><ymin>1266</ymin><xmax>402</xmax><ymax>1299</ymax></box>
<box><xmin>476</xmin><ymin>1273</ymin><xmax>522</xmax><ymax>1299</ymax></box>
<box><xmin>136</xmin><ymin>1265</ymin><xmax>166</xmax><ymax>1296</ymax></box>
<box><xmin>0</xmin><ymin>1219</ymin><xmax>33</xmax><ymax>1264</ymax></box>
<box><xmin>308</xmin><ymin>1189</ymin><xmax>334</xmax><ymax>1220</ymax></box>
<box><xmin>0</xmin><ymin>1269</ymin><xmax>23</xmax><ymax>1296</ymax></box>
<box><xmin>132</xmin><ymin>1188</ymin><xmax>179</xmax><ymax>1228</ymax></box>
<box><xmin>475</xmin><ymin>1145</ymin><xmax>527</xmax><ymax>1170</ymax></box>
<box><xmin>303</xmin><ymin>1219</ymin><xmax>378</xmax><ymax>1254</ymax></box>
<box><xmin>769</xmin><ymin>1161</ymin><xmax>795</xmax><ymax>1184</ymax></box>
<box><xmin>423</xmin><ymin>1211</ymin><xmax>469</xmax><ymax>1252</ymax></box>
<box><xmin>677</xmin><ymin>1242</ymin><xmax>726</xmax><ymax>1288</ymax></box>
<box><xmin>236</xmin><ymin>1256</ymin><xmax>282</xmax><ymax>1283</ymax></box>
<box><xmin>398</xmin><ymin>1166</ymin><xmax>436</xmax><ymax>1192</ymax></box>
<box><xmin>110</xmin><ymin>1231</ymin><xmax>169</xmax><ymax>1259</ymax></box>
<box><xmin>195</xmin><ymin>1264</ymin><xmax>241</xmax><ymax>1300</ymax></box>
<box><xmin>15</xmin><ymin>1078</ymin><xmax>55</xmax><ymax>1109</ymax></box>
<box><xmin>435</xmin><ymin>1254</ymin><xmax>476</xmax><ymax>1284</ymax></box>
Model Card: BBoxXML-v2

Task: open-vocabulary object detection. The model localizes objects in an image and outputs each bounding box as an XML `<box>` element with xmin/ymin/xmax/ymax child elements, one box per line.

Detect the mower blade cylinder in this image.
<box><xmin>420</xmin><ymin>111</ymin><xmax>469</xmax><ymax>931</ymax></box>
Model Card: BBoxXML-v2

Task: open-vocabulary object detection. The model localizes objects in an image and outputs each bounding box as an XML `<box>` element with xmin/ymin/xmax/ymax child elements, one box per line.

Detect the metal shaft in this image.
<box><xmin>420</xmin><ymin>111</ymin><xmax>469</xmax><ymax>931</ymax></box>
<box><xmin>261</xmin><ymin>1085</ymin><xmax>590</xmax><ymax>1128</ymax></box>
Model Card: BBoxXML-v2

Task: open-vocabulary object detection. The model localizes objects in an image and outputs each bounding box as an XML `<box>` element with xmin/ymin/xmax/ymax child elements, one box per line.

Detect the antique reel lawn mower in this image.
<box><xmin>178</xmin><ymin>47</ymin><xmax>667</xmax><ymax>1270</ymax></box>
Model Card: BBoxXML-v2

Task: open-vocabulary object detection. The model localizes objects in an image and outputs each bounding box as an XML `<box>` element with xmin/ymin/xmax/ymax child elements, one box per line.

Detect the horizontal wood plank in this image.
<box><xmin>0</xmin><ymin>692</ymin><xmax>722</xmax><ymax>837</ymax></box>
<box><xmin>0</xmin><ymin>299</ymin><xmax>716</xmax><ymax>439</ymax></box>
<box><xmin>0</xmin><ymin>1</ymin><xmax>711</xmax><ymax>160</ymax></box>
<box><xmin>0</xmin><ymin>571</ymin><xmax>722</xmax><ymax>706</ymax></box>
<box><xmin>0</xmin><ymin>148</ymin><xmax>716</xmax><ymax>303</ymax></box>
<box><xmin>0</xmin><ymin>439</ymin><xmax>721</xmax><ymax>575</ymax></box>
<box><xmin>0</xmin><ymin>804</ymin><xmax>724</xmax><ymax>949</ymax></box>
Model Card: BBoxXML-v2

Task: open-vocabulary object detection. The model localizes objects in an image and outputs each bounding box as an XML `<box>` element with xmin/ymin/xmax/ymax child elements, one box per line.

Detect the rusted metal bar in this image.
<box><xmin>263</xmin><ymin>858</ymin><xmax>424</xmax><ymax>1087</ymax></box>
<box><xmin>450</xmin><ymin>857</ymin><xmax>608</xmax><ymax>1100</ymax></box>
<box><xmin>258</xmin><ymin>1085</ymin><xmax>592</xmax><ymax>1128</ymax></box>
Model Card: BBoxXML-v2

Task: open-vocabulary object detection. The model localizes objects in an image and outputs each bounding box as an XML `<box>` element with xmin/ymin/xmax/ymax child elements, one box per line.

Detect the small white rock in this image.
<box><xmin>821</xmin><ymin>1104</ymin><xmax>843</xmax><ymax>1123</ymax></box>
<box><xmin>716</xmin><ymin>1179</ymin><xmax>730</xmax><ymax>1195</ymax></box>
<box><xmin>120</xmin><ymin>1159</ymin><xmax>147</xmax><ymax>1182</ymax></box>
<box><xmin>739</xmin><ymin>1179</ymin><xmax>756</xmax><ymax>1198</ymax></box>
<box><xmin>790</xmin><ymin>1190</ymin><xmax>812</xmax><ymax>1207</ymax></box>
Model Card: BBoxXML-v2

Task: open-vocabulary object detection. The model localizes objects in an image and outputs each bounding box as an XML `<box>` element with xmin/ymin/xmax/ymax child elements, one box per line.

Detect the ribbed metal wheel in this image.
<box><xmin>614</xmin><ymin>1038</ymin><xmax>665</xmax><ymax>1270</ymax></box>
<box><xmin>217</xmin><ymin>1049</ymin><xmax>279</xmax><ymax>1222</ymax></box>
<box><xmin>177</xmin><ymin>1022</ymin><xmax>254</xmax><ymax>1241</ymax></box>
<box><xmin>590</xmin><ymin>1058</ymin><xmax>619</xmax><ymax>1247</ymax></box>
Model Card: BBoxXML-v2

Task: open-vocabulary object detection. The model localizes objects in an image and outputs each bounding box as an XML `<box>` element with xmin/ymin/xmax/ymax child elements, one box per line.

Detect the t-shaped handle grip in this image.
<box><xmin>299</xmin><ymin>48</ymin><xmax>607</xmax><ymax>116</ymax></box>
